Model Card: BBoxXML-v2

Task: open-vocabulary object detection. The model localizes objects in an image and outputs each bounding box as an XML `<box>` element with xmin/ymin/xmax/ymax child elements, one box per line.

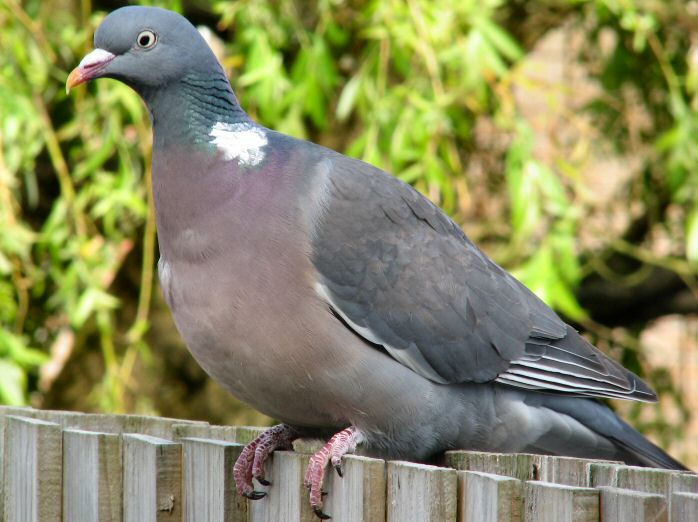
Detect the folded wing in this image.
<box><xmin>310</xmin><ymin>153</ymin><xmax>656</xmax><ymax>402</ymax></box>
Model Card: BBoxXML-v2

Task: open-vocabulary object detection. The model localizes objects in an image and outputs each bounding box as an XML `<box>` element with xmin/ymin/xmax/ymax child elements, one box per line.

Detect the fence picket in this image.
<box><xmin>322</xmin><ymin>455</ymin><xmax>386</xmax><ymax>522</ymax></box>
<box><xmin>599</xmin><ymin>486</ymin><xmax>667</xmax><ymax>522</ymax></box>
<box><xmin>524</xmin><ymin>481</ymin><xmax>599</xmax><ymax>522</ymax></box>
<box><xmin>3</xmin><ymin>416</ymin><xmax>62</xmax><ymax>522</ymax></box>
<box><xmin>446</xmin><ymin>450</ymin><xmax>542</xmax><ymax>482</ymax></box>
<box><xmin>63</xmin><ymin>429</ymin><xmax>122</xmax><ymax>522</ymax></box>
<box><xmin>248</xmin><ymin>451</ymin><xmax>316</xmax><ymax>522</ymax></box>
<box><xmin>387</xmin><ymin>461</ymin><xmax>458</xmax><ymax>522</ymax></box>
<box><xmin>458</xmin><ymin>470</ymin><xmax>522</xmax><ymax>522</ymax></box>
<box><xmin>122</xmin><ymin>434</ymin><xmax>182</xmax><ymax>522</ymax></box>
<box><xmin>671</xmin><ymin>491</ymin><xmax>698</xmax><ymax>522</ymax></box>
<box><xmin>182</xmin><ymin>438</ymin><xmax>247</xmax><ymax>522</ymax></box>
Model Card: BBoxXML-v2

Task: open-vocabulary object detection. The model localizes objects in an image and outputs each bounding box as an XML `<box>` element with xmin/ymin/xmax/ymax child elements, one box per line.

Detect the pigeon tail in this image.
<box><xmin>534</xmin><ymin>394</ymin><xmax>689</xmax><ymax>471</ymax></box>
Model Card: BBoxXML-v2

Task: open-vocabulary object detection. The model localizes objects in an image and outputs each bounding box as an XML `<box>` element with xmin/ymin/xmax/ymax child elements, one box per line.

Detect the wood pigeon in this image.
<box><xmin>67</xmin><ymin>6</ymin><xmax>687</xmax><ymax>518</ymax></box>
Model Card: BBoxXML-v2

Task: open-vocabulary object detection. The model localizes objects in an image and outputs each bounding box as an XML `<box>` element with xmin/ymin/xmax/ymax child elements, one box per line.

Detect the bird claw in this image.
<box><xmin>255</xmin><ymin>476</ymin><xmax>271</xmax><ymax>486</ymax></box>
<box><xmin>313</xmin><ymin>506</ymin><xmax>332</xmax><ymax>520</ymax></box>
<box><xmin>244</xmin><ymin>490</ymin><xmax>267</xmax><ymax>500</ymax></box>
<box><xmin>304</xmin><ymin>426</ymin><xmax>364</xmax><ymax>519</ymax></box>
<box><xmin>233</xmin><ymin>424</ymin><xmax>298</xmax><ymax>500</ymax></box>
<box><xmin>235</xmin><ymin>425</ymin><xmax>362</xmax><ymax>518</ymax></box>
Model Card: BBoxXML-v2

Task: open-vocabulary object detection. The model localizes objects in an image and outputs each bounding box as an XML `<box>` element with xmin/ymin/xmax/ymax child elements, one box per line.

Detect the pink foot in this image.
<box><xmin>304</xmin><ymin>426</ymin><xmax>364</xmax><ymax>519</ymax></box>
<box><xmin>233</xmin><ymin>424</ymin><xmax>298</xmax><ymax>499</ymax></box>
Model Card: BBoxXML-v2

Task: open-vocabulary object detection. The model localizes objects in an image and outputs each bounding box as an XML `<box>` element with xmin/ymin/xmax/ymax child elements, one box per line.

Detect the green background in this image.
<box><xmin>1</xmin><ymin>0</ymin><xmax>696</xmax><ymax>466</ymax></box>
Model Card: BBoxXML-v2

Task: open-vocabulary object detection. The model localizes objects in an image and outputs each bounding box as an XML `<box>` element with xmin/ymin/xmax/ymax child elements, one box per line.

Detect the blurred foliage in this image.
<box><xmin>1</xmin><ymin>0</ymin><xmax>697</xmax><ymax>457</ymax></box>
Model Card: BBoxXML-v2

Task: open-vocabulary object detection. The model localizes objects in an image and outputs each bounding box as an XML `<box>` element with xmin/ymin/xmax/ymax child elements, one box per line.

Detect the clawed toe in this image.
<box><xmin>233</xmin><ymin>424</ymin><xmax>298</xmax><ymax>500</ymax></box>
<box><xmin>305</xmin><ymin>426</ymin><xmax>364</xmax><ymax>519</ymax></box>
<box><xmin>313</xmin><ymin>506</ymin><xmax>332</xmax><ymax>520</ymax></box>
<box><xmin>255</xmin><ymin>476</ymin><xmax>271</xmax><ymax>486</ymax></box>
<box><xmin>244</xmin><ymin>490</ymin><xmax>267</xmax><ymax>500</ymax></box>
<box><xmin>236</xmin><ymin>424</ymin><xmax>364</xmax><ymax>518</ymax></box>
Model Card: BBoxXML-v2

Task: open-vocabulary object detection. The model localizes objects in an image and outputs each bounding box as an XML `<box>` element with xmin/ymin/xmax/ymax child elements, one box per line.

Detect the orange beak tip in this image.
<box><xmin>66</xmin><ymin>68</ymin><xmax>84</xmax><ymax>94</ymax></box>
<box><xmin>65</xmin><ymin>49</ymin><xmax>116</xmax><ymax>95</ymax></box>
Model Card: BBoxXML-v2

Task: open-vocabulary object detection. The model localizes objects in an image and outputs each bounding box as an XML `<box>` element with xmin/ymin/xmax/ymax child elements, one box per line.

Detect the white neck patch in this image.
<box><xmin>208</xmin><ymin>121</ymin><xmax>268</xmax><ymax>167</ymax></box>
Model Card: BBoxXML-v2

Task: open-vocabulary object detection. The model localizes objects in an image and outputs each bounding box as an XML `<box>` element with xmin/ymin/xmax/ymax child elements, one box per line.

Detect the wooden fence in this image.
<box><xmin>0</xmin><ymin>406</ymin><xmax>696</xmax><ymax>522</ymax></box>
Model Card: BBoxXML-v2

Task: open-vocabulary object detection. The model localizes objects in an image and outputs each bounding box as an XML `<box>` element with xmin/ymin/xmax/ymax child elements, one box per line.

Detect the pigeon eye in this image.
<box><xmin>137</xmin><ymin>30</ymin><xmax>157</xmax><ymax>49</ymax></box>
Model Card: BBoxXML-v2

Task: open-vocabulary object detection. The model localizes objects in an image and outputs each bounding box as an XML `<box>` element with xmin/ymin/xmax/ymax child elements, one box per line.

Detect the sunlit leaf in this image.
<box><xmin>337</xmin><ymin>75</ymin><xmax>363</xmax><ymax>121</ymax></box>
<box><xmin>0</xmin><ymin>359</ymin><xmax>26</xmax><ymax>406</ymax></box>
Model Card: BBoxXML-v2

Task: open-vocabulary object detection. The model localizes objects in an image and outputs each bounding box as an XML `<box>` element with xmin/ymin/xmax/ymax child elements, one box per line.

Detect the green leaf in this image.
<box><xmin>0</xmin><ymin>359</ymin><xmax>26</xmax><ymax>406</ymax></box>
<box><xmin>72</xmin><ymin>287</ymin><xmax>120</xmax><ymax>328</ymax></box>
<box><xmin>475</xmin><ymin>16</ymin><xmax>523</xmax><ymax>61</ymax></box>
<box><xmin>337</xmin><ymin>75</ymin><xmax>363</xmax><ymax>121</ymax></box>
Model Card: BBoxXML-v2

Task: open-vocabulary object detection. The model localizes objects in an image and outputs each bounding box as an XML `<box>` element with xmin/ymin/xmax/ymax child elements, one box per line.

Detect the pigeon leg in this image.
<box><xmin>304</xmin><ymin>426</ymin><xmax>364</xmax><ymax>519</ymax></box>
<box><xmin>233</xmin><ymin>423</ymin><xmax>298</xmax><ymax>499</ymax></box>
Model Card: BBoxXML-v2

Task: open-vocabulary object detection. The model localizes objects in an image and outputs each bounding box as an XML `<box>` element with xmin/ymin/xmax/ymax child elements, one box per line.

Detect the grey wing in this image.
<box><xmin>310</xmin><ymin>154</ymin><xmax>656</xmax><ymax>402</ymax></box>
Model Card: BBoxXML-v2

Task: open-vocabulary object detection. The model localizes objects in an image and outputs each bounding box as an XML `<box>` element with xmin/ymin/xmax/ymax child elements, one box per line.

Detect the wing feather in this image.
<box><xmin>309</xmin><ymin>151</ymin><xmax>656</xmax><ymax>402</ymax></box>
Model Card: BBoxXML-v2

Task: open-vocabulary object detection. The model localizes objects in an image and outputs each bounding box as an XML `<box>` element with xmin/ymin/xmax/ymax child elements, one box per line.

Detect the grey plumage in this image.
<box><xmin>311</xmin><ymin>157</ymin><xmax>655</xmax><ymax>400</ymax></box>
<box><xmin>68</xmin><ymin>4</ymin><xmax>687</xmax><ymax>483</ymax></box>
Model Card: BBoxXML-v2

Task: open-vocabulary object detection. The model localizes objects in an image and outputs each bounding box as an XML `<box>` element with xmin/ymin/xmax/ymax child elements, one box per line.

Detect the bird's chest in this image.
<box><xmin>151</xmin><ymin>145</ymin><xmax>299</xmax><ymax>318</ymax></box>
<box><xmin>154</xmin><ymin>191</ymin><xmax>324</xmax><ymax>400</ymax></box>
<box><xmin>156</xmin><ymin>216</ymin><xmax>307</xmax><ymax>386</ymax></box>
<box><xmin>150</xmin><ymin>147</ymin><xmax>347</xmax><ymax>424</ymax></box>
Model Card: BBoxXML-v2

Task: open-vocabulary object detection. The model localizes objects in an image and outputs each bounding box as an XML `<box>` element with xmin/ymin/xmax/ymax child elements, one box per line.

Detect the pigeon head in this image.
<box><xmin>68</xmin><ymin>6</ymin><xmax>251</xmax><ymax>146</ymax></box>
<box><xmin>67</xmin><ymin>6</ymin><xmax>221</xmax><ymax>94</ymax></box>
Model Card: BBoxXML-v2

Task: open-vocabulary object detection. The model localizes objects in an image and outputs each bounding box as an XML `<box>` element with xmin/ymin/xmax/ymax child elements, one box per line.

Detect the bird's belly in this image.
<box><xmin>159</xmin><ymin>255</ymin><xmax>348</xmax><ymax>428</ymax></box>
<box><xmin>160</xmin><ymin>254</ymin><xmax>497</xmax><ymax>461</ymax></box>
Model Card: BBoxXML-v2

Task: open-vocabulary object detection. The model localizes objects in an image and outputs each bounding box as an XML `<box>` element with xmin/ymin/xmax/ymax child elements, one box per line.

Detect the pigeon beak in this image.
<box><xmin>66</xmin><ymin>48</ymin><xmax>116</xmax><ymax>94</ymax></box>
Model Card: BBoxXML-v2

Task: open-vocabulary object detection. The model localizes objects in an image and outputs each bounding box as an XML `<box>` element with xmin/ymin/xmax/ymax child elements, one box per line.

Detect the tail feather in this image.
<box><xmin>531</xmin><ymin>393</ymin><xmax>689</xmax><ymax>471</ymax></box>
<box><xmin>608</xmin><ymin>423</ymin><xmax>688</xmax><ymax>470</ymax></box>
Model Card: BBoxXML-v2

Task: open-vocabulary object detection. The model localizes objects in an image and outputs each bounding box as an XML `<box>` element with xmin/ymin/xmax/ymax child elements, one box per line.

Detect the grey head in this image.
<box><xmin>68</xmin><ymin>6</ymin><xmax>249</xmax><ymax>140</ymax></box>
<box><xmin>69</xmin><ymin>6</ymin><xmax>219</xmax><ymax>92</ymax></box>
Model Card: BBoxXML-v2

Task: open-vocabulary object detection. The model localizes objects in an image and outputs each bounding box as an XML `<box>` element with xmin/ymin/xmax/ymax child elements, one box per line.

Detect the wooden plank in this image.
<box><xmin>614</xmin><ymin>466</ymin><xmax>675</xmax><ymax>497</ymax></box>
<box><xmin>671</xmin><ymin>491</ymin><xmax>698</xmax><ymax>522</ymax></box>
<box><xmin>79</xmin><ymin>414</ymin><xmax>205</xmax><ymax>439</ymax></box>
<box><xmin>598</xmin><ymin>487</ymin><xmax>666</xmax><ymax>522</ymax></box>
<box><xmin>386</xmin><ymin>460</ymin><xmax>458</xmax><ymax>522</ymax></box>
<box><xmin>62</xmin><ymin>429</ymin><xmax>122</xmax><ymax>522</ymax></box>
<box><xmin>117</xmin><ymin>415</ymin><xmax>204</xmax><ymax>439</ymax></box>
<box><xmin>590</xmin><ymin>465</ymin><xmax>698</xmax><ymax>499</ymax></box>
<box><xmin>671</xmin><ymin>472</ymin><xmax>698</xmax><ymax>494</ymax></box>
<box><xmin>538</xmin><ymin>457</ymin><xmax>620</xmax><ymax>487</ymax></box>
<box><xmin>0</xmin><ymin>407</ymin><xmax>37</xmax><ymax>520</ymax></box>
<box><xmin>0</xmin><ymin>407</ymin><xmax>38</xmax><ymax>468</ymax></box>
<box><xmin>322</xmin><ymin>455</ymin><xmax>386</xmax><ymax>522</ymax></box>
<box><xmin>0</xmin><ymin>405</ymin><xmax>35</xmax><ymax>417</ymax></box>
<box><xmin>589</xmin><ymin>463</ymin><xmax>618</xmax><ymax>488</ymax></box>
<box><xmin>458</xmin><ymin>470</ymin><xmax>522</xmax><ymax>522</ymax></box>
<box><xmin>248</xmin><ymin>450</ymin><xmax>316</xmax><ymax>522</ymax></box>
<box><xmin>234</xmin><ymin>426</ymin><xmax>267</xmax><ymax>445</ymax></box>
<box><xmin>123</xmin><ymin>434</ymin><xmax>182</xmax><ymax>522</ymax></box>
<box><xmin>292</xmin><ymin>438</ymin><xmax>326</xmax><ymax>455</ymax></box>
<box><xmin>33</xmin><ymin>409</ymin><xmax>87</xmax><ymax>428</ymax></box>
<box><xmin>446</xmin><ymin>450</ymin><xmax>542</xmax><ymax>482</ymax></box>
<box><xmin>0</xmin><ymin>408</ymin><xmax>206</xmax><ymax>438</ymax></box>
<box><xmin>174</xmin><ymin>423</ymin><xmax>236</xmax><ymax>442</ymax></box>
<box><xmin>612</xmin><ymin>465</ymin><xmax>698</xmax><ymax>513</ymax></box>
<box><xmin>523</xmin><ymin>481</ymin><xmax>599</xmax><ymax>522</ymax></box>
<box><xmin>182</xmin><ymin>438</ymin><xmax>247</xmax><ymax>522</ymax></box>
<box><xmin>3</xmin><ymin>416</ymin><xmax>62</xmax><ymax>522</ymax></box>
<box><xmin>538</xmin><ymin>456</ymin><xmax>590</xmax><ymax>487</ymax></box>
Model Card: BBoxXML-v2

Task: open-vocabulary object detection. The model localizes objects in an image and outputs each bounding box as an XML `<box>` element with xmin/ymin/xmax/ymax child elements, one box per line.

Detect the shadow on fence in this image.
<box><xmin>0</xmin><ymin>406</ymin><xmax>696</xmax><ymax>521</ymax></box>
